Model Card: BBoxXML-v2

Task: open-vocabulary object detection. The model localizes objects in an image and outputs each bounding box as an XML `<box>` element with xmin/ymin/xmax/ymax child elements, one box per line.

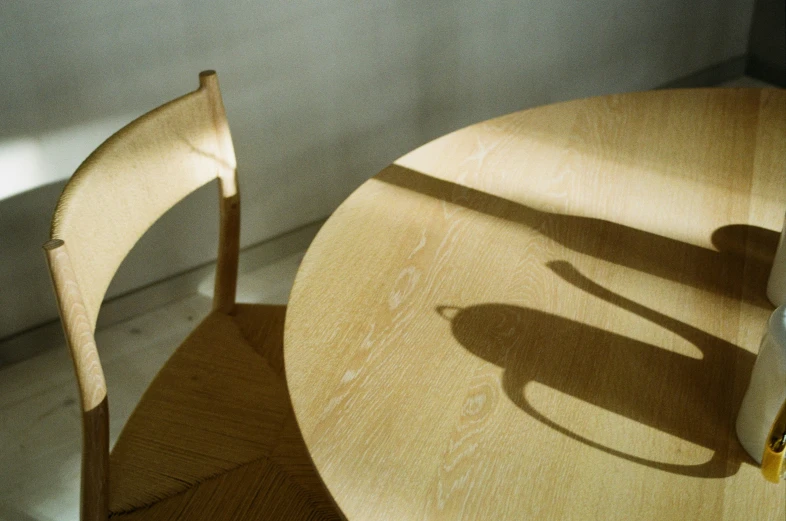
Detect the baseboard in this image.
<box><xmin>0</xmin><ymin>219</ymin><xmax>325</xmax><ymax>367</ymax></box>
<box><xmin>658</xmin><ymin>56</ymin><xmax>748</xmax><ymax>89</ymax></box>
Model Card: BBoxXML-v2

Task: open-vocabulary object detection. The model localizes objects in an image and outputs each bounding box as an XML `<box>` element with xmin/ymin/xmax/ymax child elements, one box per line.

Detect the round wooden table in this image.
<box><xmin>284</xmin><ymin>88</ymin><xmax>786</xmax><ymax>520</ymax></box>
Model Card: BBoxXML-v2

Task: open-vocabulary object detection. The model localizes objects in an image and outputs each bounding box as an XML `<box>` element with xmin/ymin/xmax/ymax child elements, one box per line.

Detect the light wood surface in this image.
<box><xmin>50</xmin><ymin>71</ymin><xmax>237</xmax><ymax>333</ymax></box>
<box><xmin>45</xmin><ymin>72</ymin><xmax>339</xmax><ymax>521</ymax></box>
<box><xmin>284</xmin><ymin>88</ymin><xmax>786</xmax><ymax>520</ymax></box>
<box><xmin>45</xmin><ymin>71</ymin><xmax>237</xmax><ymax>521</ymax></box>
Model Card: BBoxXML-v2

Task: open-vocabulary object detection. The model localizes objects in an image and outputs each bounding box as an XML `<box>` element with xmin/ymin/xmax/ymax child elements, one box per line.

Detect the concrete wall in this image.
<box><xmin>1</xmin><ymin>0</ymin><xmax>755</xmax><ymax>341</ymax></box>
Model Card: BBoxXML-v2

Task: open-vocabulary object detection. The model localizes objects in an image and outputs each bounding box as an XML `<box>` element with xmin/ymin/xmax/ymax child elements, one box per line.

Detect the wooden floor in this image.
<box><xmin>0</xmin><ymin>252</ymin><xmax>304</xmax><ymax>521</ymax></box>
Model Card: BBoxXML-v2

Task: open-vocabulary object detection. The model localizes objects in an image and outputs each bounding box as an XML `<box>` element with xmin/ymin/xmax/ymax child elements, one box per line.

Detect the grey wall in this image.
<box><xmin>746</xmin><ymin>0</ymin><xmax>785</xmax><ymax>86</ymax></box>
<box><xmin>1</xmin><ymin>0</ymin><xmax>756</xmax><ymax>341</ymax></box>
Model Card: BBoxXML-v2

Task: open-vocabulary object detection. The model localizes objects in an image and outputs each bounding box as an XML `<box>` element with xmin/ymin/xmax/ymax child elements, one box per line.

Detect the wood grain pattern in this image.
<box><xmin>44</xmin><ymin>72</ymin><xmax>338</xmax><ymax>521</ymax></box>
<box><xmin>285</xmin><ymin>88</ymin><xmax>786</xmax><ymax>520</ymax></box>
<box><xmin>50</xmin><ymin>71</ymin><xmax>237</xmax><ymax>331</ymax></box>
<box><xmin>44</xmin><ymin>240</ymin><xmax>107</xmax><ymax>411</ymax></box>
<box><xmin>44</xmin><ymin>240</ymin><xmax>110</xmax><ymax>521</ymax></box>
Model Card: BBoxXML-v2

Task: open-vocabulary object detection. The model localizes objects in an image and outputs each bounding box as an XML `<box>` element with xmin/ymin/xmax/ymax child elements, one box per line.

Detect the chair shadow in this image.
<box><xmin>439</xmin><ymin>261</ymin><xmax>756</xmax><ymax>478</ymax></box>
<box><xmin>377</xmin><ymin>164</ymin><xmax>778</xmax><ymax>309</ymax></box>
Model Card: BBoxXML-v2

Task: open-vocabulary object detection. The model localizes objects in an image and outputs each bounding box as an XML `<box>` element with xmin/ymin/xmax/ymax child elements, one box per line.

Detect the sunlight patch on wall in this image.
<box><xmin>0</xmin><ymin>114</ymin><xmax>134</xmax><ymax>202</ymax></box>
<box><xmin>0</xmin><ymin>139</ymin><xmax>46</xmax><ymax>200</ymax></box>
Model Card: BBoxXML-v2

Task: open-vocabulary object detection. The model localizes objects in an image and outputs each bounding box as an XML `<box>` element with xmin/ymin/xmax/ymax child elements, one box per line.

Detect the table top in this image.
<box><xmin>284</xmin><ymin>88</ymin><xmax>786</xmax><ymax>520</ymax></box>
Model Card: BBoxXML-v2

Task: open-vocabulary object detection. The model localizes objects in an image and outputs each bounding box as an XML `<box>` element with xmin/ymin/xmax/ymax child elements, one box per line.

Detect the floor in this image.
<box><xmin>0</xmin><ymin>252</ymin><xmax>304</xmax><ymax>521</ymax></box>
<box><xmin>0</xmin><ymin>76</ymin><xmax>779</xmax><ymax>521</ymax></box>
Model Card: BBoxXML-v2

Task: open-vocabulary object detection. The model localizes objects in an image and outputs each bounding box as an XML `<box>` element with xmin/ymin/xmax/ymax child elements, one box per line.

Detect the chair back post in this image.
<box><xmin>200</xmin><ymin>71</ymin><xmax>240</xmax><ymax>313</ymax></box>
<box><xmin>44</xmin><ymin>71</ymin><xmax>239</xmax><ymax>520</ymax></box>
<box><xmin>44</xmin><ymin>239</ymin><xmax>109</xmax><ymax>521</ymax></box>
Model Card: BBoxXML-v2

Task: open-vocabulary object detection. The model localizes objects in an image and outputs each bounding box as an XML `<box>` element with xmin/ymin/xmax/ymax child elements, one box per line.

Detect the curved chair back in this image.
<box><xmin>43</xmin><ymin>71</ymin><xmax>239</xmax><ymax>521</ymax></box>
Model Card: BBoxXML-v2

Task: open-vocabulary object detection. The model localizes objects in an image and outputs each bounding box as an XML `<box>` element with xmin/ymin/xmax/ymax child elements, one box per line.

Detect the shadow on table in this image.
<box><xmin>377</xmin><ymin>164</ymin><xmax>779</xmax><ymax>310</ymax></box>
<box><xmin>373</xmin><ymin>165</ymin><xmax>776</xmax><ymax>478</ymax></box>
<box><xmin>439</xmin><ymin>261</ymin><xmax>755</xmax><ymax>478</ymax></box>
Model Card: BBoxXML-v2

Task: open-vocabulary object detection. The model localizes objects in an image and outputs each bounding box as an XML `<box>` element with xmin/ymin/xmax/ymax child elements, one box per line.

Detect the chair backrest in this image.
<box><xmin>43</xmin><ymin>71</ymin><xmax>239</xmax><ymax>521</ymax></box>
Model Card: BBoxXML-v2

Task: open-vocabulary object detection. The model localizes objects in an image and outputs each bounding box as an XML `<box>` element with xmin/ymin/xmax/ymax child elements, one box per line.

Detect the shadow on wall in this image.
<box><xmin>0</xmin><ymin>181</ymin><xmax>67</xmax><ymax>339</ymax></box>
<box><xmin>0</xmin><ymin>504</ymin><xmax>43</xmax><ymax>521</ymax></box>
<box><xmin>0</xmin><ymin>179</ymin><xmax>219</xmax><ymax>344</ymax></box>
<box><xmin>439</xmin><ymin>260</ymin><xmax>754</xmax><ymax>479</ymax></box>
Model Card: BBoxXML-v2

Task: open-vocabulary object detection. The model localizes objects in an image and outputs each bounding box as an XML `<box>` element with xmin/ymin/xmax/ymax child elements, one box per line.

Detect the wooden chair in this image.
<box><xmin>43</xmin><ymin>71</ymin><xmax>341</xmax><ymax>521</ymax></box>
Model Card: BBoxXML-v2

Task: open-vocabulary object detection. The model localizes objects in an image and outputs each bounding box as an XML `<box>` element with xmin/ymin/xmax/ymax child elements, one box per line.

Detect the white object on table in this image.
<box><xmin>767</xmin><ymin>212</ymin><xmax>786</xmax><ymax>307</ymax></box>
<box><xmin>736</xmin><ymin>305</ymin><xmax>786</xmax><ymax>467</ymax></box>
